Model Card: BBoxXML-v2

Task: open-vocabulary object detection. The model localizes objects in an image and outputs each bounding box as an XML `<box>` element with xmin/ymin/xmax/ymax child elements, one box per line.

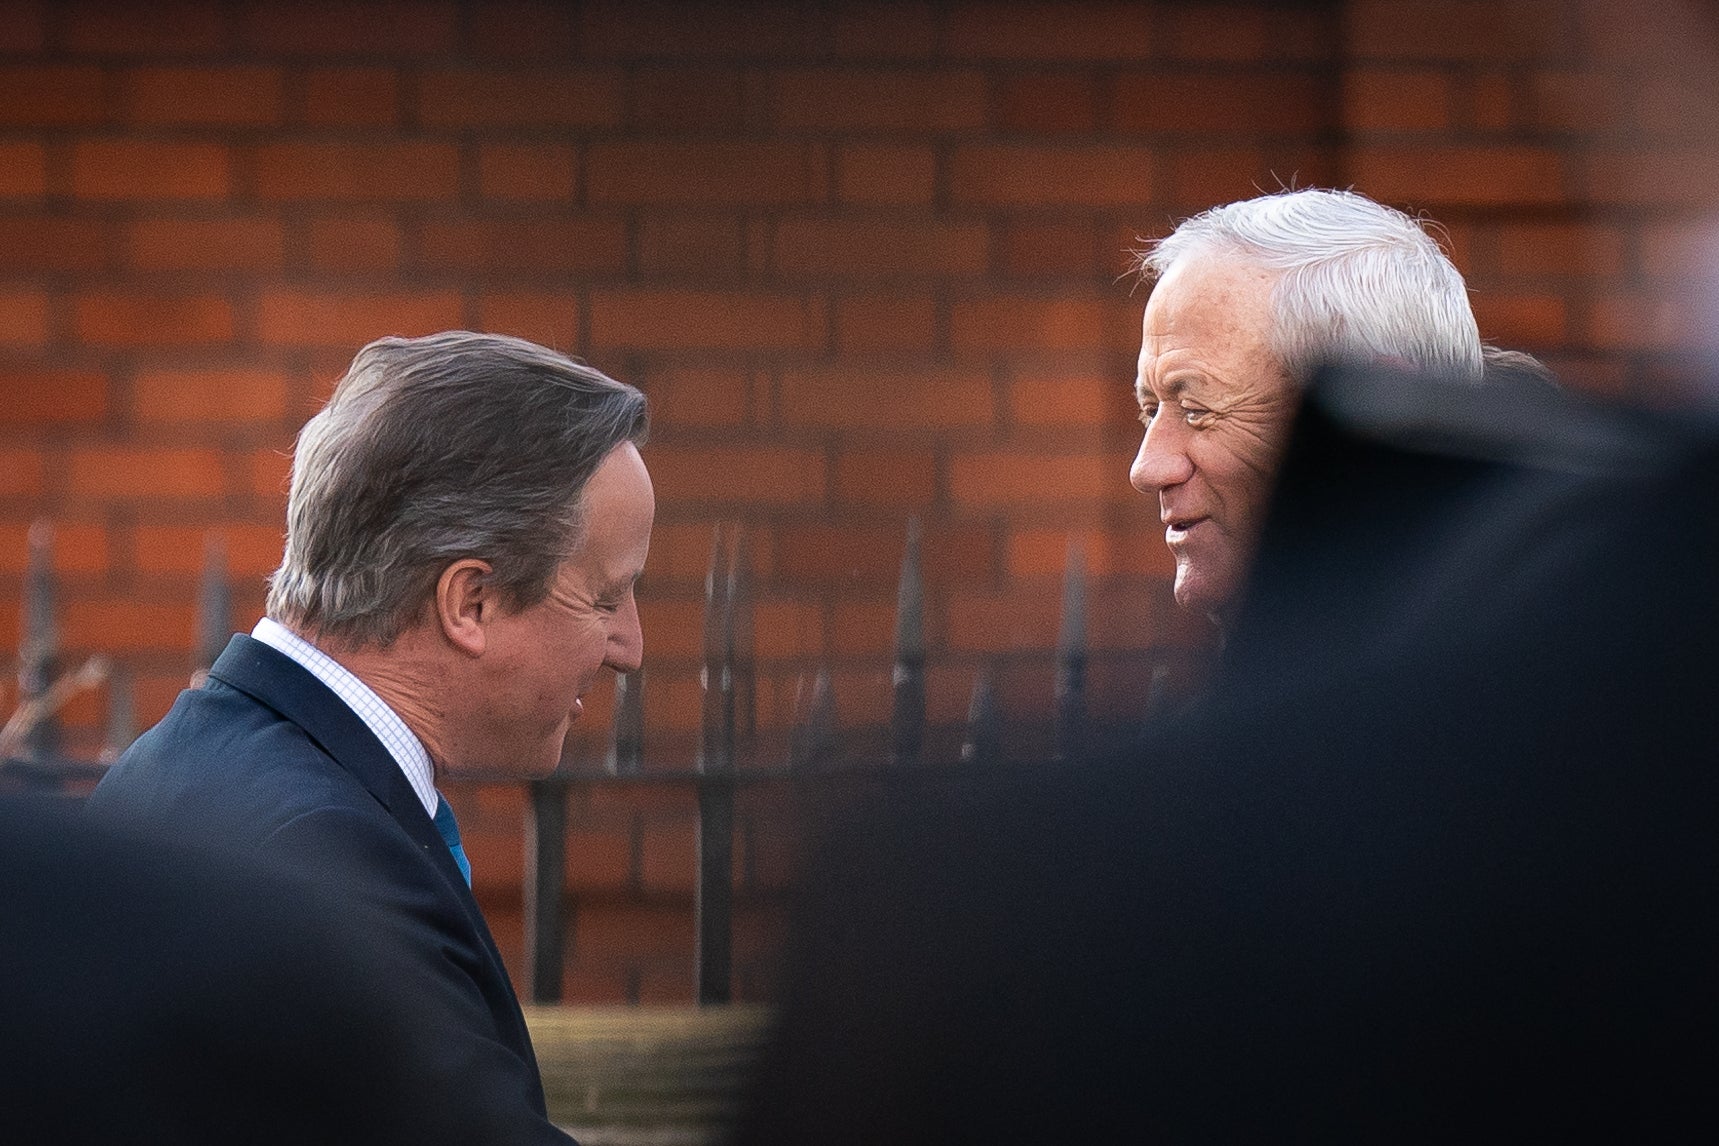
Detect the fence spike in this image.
<box><xmin>789</xmin><ymin>668</ymin><xmax>839</xmax><ymax>771</ymax></box>
<box><xmin>101</xmin><ymin>664</ymin><xmax>136</xmax><ymax>763</ymax></box>
<box><xmin>961</xmin><ymin>667</ymin><xmax>1003</xmax><ymax>766</ymax></box>
<box><xmin>727</xmin><ymin>530</ymin><xmax>755</xmax><ymax>766</ymax></box>
<box><xmin>1054</xmin><ymin>539</ymin><xmax>1089</xmax><ymax>762</ymax></box>
<box><xmin>608</xmin><ymin>669</ymin><xmax>644</xmax><ymax>775</ymax></box>
<box><xmin>890</xmin><ymin>516</ymin><xmax>925</xmax><ymax>766</ymax></box>
<box><xmin>698</xmin><ymin>524</ymin><xmax>733</xmax><ymax>775</ymax></box>
<box><xmin>195</xmin><ymin>532</ymin><xmax>232</xmax><ymax>674</ymax></box>
<box><xmin>18</xmin><ymin>520</ymin><xmax>58</xmax><ymax>764</ymax></box>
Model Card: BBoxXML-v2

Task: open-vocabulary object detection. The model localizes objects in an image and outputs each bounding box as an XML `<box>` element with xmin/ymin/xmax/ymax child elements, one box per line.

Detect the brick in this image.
<box><xmin>1114</xmin><ymin>72</ymin><xmax>1335</xmax><ymax>136</ymax></box>
<box><xmin>582</xmin><ymin>0</ymin><xmax>821</xmax><ymax>57</ymax></box>
<box><xmin>302</xmin><ymin>67</ymin><xmax>399</xmax><ymax>126</ymax></box>
<box><xmin>642</xmin><ymin>367</ymin><xmax>752</xmax><ymax>429</ymax></box>
<box><xmin>998</xmin><ymin>73</ymin><xmax>1099</xmax><ymax>134</ymax></box>
<box><xmin>589</xmin><ymin>290</ymin><xmax>825</xmax><ymax>352</ymax></box>
<box><xmin>644</xmin><ymin>444</ymin><xmax>825</xmax><ymax>507</ymax></box>
<box><xmin>0</xmin><ymin>290</ymin><xmax>49</xmax><ymax>347</ymax></box>
<box><xmin>1010</xmin><ymin>372</ymin><xmax>1123</xmax><ymax>428</ymax></box>
<box><xmin>71</xmin><ymin>140</ymin><xmax>231</xmax><ymax>201</ymax></box>
<box><xmin>477</xmin><ymin>144</ymin><xmax>577</xmax><ymax>202</ymax></box>
<box><xmin>470</xmin><ymin>1</ymin><xmax>578</xmax><ymax>59</ymax></box>
<box><xmin>637</xmin><ymin>215</ymin><xmax>746</xmax><ymax>276</ymax></box>
<box><xmin>779</xmin><ymin>367</ymin><xmax>994</xmax><ymax>431</ymax></box>
<box><xmin>133</xmin><ymin>523</ymin><xmax>285</xmax><ymax>577</ymax></box>
<box><xmin>752</xmin><ymin>599</ymin><xmax>824</xmax><ymax>660</ymax></box>
<box><xmin>0</xmin><ymin>368</ymin><xmax>108</xmax><ymax>427</ymax></box>
<box><xmin>1493</xmin><ymin>221</ymin><xmax>1626</xmax><ymax>279</ymax></box>
<box><xmin>773</xmin><ymin>69</ymin><xmax>986</xmax><ymax>131</ymax></box>
<box><xmin>256</xmin><ymin>290</ymin><xmax>463</xmax><ymax>349</ymax></box>
<box><xmin>950</xmin><ymin>296</ymin><xmax>1138</xmax><ymax>353</ymax></box>
<box><xmin>588</xmin><ymin>142</ymin><xmax>826</xmax><ymax>207</ymax></box>
<box><xmin>950</xmin><ymin>144</ymin><xmax>1152</xmax><ymax>207</ymax></box>
<box><xmin>638</xmin><ymin>818</ymin><xmax>696</xmax><ymax>892</ymax></box>
<box><xmin>240</xmin><ymin>1</ymin><xmax>457</xmax><ymax>54</ymax></box>
<box><xmin>1635</xmin><ymin>70</ymin><xmax>1719</xmax><ymax>139</ymax></box>
<box><xmin>0</xmin><ymin>2</ymin><xmax>44</xmax><ymax>51</ymax></box>
<box><xmin>124</xmin><ymin>217</ymin><xmax>284</xmax><ymax>271</ymax></box>
<box><xmin>1169</xmin><ymin>144</ymin><xmax>1339</xmax><ymax>205</ymax></box>
<box><xmin>416</xmin><ymin>219</ymin><xmax>629</xmax><ymax>275</ymax></box>
<box><xmin>303</xmin><ymin>215</ymin><xmax>403</xmax><ymax>273</ymax></box>
<box><xmin>417</xmin><ymin>69</ymin><xmax>623</xmax><ymax>128</ymax></box>
<box><xmin>633</xmin><ymin>597</ymin><xmax>707</xmax><ymax>660</ymax></box>
<box><xmin>1586</xmin><ymin>293</ymin><xmax>1704</xmax><ymax>353</ymax></box>
<box><xmin>1006</xmin><ymin>527</ymin><xmax>1157</xmax><ymax>579</ymax></box>
<box><xmin>833</xmin><ymin>0</ymin><xmax>936</xmax><ymax>57</ymax></box>
<box><xmin>75</xmin><ymin>294</ymin><xmax>235</xmax><ymax>347</ymax></box>
<box><xmin>1523</xmin><ymin>67</ymin><xmax>1631</xmax><ymax>133</ymax></box>
<box><xmin>0</xmin><ymin>66</ymin><xmax>104</xmax><ymax>126</ymax></box>
<box><xmin>1583</xmin><ymin>148</ymin><xmax>1719</xmax><ymax>208</ymax></box>
<box><xmin>628</xmin><ymin>68</ymin><xmax>746</xmax><ymax>132</ymax></box>
<box><xmin>1638</xmin><ymin>219</ymin><xmax>1719</xmax><ymax>281</ymax></box>
<box><xmin>0</xmin><ymin>218</ymin><xmax>107</xmax><ymax>271</ymax></box>
<box><xmin>67</xmin><ymin>447</ymin><xmax>225</xmax><ymax>499</ymax></box>
<box><xmin>66</xmin><ymin>1</ymin><xmax>226</xmax><ymax>52</ymax></box>
<box><xmin>836</xmin><ymin>144</ymin><xmax>936</xmax><ymax>206</ymax></box>
<box><xmin>124</xmin><ymin>67</ymin><xmax>283</xmax><ymax>125</ymax></box>
<box><xmin>949</xmin><ymin>449</ymin><xmax>1113</xmax><ymax>507</ymax></box>
<box><xmin>1343</xmin><ymin>68</ymin><xmax>1455</xmax><ymax>132</ymax></box>
<box><xmin>947</xmin><ymin>2</ymin><xmax>1153</xmax><ymax>60</ymax></box>
<box><xmin>835</xmin><ymin>294</ymin><xmax>938</xmax><ymax>353</ymax></box>
<box><xmin>776</xmin><ymin>523</ymin><xmax>993</xmax><ymax>588</ymax></box>
<box><xmin>0</xmin><ymin>521</ymin><xmax>109</xmax><ymax>575</ymax></box>
<box><xmin>1463</xmin><ymin>70</ymin><xmax>1516</xmax><ymax>132</ymax></box>
<box><xmin>132</xmin><ymin>367</ymin><xmax>289</xmax><ymax>425</ymax></box>
<box><xmin>945</xmin><ymin>588</ymin><xmax>1061</xmax><ymax>653</ymax></box>
<box><xmin>1348</xmin><ymin>0</ymin><xmax>1576</xmax><ymax>61</ymax></box>
<box><xmin>1000</xmin><ymin>220</ymin><xmax>1102</xmax><ymax>278</ymax></box>
<box><xmin>1347</xmin><ymin>145</ymin><xmax>1567</xmax><ymax>207</ymax></box>
<box><xmin>476</xmin><ymin>292</ymin><xmax>581</xmax><ymax>351</ymax></box>
<box><xmin>247</xmin><ymin>448</ymin><xmax>292</xmax><ymax>500</ymax></box>
<box><xmin>566</xmin><ymin>824</ymin><xmax>633</xmax><ymax>893</ymax></box>
<box><xmin>773</xmin><ymin>218</ymin><xmax>988</xmax><ymax>278</ymax></box>
<box><xmin>1471</xmin><ymin>293</ymin><xmax>1568</xmax><ymax>346</ymax></box>
<box><xmin>0</xmin><ymin>448</ymin><xmax>46</xmax><ymax>497</ymax></box>
<box><xmin>0</xmin><ymin>142</ymin><xmax>46</xmax><ymax>198</ymax></box>
<box><xmin>254</xmin><ymin>142</ymin><xmax>459</xmax><ymax>201</ymax></box>
<box><xmin>60</xmin><ymin>599</ymin><xmax>199</xmax><ymax>654</ymax></box>
<box><xmin>1163</xmin><ymin>3</ymin><xmax>1269</xmax><ymax>62</ymax></box>
<box><xmin>833</xmin><ymin>449</ymin><xmax>936</xmax><ymax>508</ymax></box>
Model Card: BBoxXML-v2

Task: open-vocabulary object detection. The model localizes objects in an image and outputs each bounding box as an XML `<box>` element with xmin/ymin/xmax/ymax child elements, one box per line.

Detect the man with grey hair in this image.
<box><xmin>1131</xmin><ymin>187</ymin><xmax>1484</xmax><ymax>625</ymax></box>
<box><xmin>91</xmin><ymin>331</ymin><xmax>653</xmax><ymax>1143</ymax></box>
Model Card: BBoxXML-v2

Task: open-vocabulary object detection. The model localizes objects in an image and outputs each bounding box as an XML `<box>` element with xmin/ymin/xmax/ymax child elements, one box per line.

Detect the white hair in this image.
<box><xmin>1138</xmin><ymin>188</ymin><xmax>1484</xmax><ymax>383</ymax></box>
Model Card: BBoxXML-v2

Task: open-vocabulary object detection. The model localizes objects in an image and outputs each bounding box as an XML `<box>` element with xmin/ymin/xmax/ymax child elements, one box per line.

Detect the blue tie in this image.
<box><xmin>432</xmin><ymin>794</ymin><xmax>472</xmax><ymax>887</ymax></box>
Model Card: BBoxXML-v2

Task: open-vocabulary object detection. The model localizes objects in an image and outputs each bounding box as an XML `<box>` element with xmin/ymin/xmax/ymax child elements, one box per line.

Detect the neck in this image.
<box><xmin>292</xmin><ymin>622</ymin><xmax>455</xmax><ymax>773</ymax></box>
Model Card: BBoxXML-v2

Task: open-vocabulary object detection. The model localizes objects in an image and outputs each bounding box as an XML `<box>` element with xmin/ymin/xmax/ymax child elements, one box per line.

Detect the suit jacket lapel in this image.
<box><xmin>205</xmin><ymin>634</ymin><xmax>523</xmax><ymax>1005</ymax></box>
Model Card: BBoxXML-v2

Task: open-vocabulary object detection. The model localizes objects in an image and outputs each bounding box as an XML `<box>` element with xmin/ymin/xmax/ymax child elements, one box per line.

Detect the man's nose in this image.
<box><xmin>606</xmin><ymin>598</ymin><xmax>645</xmax><ymax>674</ymax></box>
<box><xmin>1130</xmin><ymin>419</ymin><xmax>1193</xmax><ymax>494</ymax></box>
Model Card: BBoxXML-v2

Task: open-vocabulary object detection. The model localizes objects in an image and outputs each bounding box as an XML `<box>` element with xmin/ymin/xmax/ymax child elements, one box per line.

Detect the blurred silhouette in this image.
<box><xmin>0</xmin><ymin>797</ymin><xmax>516</xmax><ymax>1144</ymax></box>
<box><xmin>735</xmin><ymin>367</ymin><xmax>1719</xmax><ymax>1142</ymax></box>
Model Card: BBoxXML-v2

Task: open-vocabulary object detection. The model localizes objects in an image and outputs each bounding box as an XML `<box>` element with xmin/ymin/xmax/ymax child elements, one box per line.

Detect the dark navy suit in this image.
<box><xmin>89</xmin><ymin>634</ymin><xmax>573</xmax><ymax>1144</ymax></box>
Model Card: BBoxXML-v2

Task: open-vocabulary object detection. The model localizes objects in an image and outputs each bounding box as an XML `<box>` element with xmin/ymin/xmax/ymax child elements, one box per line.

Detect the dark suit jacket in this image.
<box><xmin>88</xmin><ymin>634</ymin><xmax>572</xmax><ymax>1145</ymax></box>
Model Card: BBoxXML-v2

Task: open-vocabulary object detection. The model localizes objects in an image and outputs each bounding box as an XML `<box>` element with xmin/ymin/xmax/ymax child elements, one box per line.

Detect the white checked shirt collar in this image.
<box><xmin>251</xmin><ymin>617</ymin><xmax>439</xmax><ymax>819</ymax></box>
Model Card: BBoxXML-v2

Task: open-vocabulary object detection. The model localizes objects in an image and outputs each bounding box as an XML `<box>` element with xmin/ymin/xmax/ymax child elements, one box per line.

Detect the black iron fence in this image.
<box><xmin>3</xmin><ymin>519</ymin><xmax>1174</xmax><ymax>1005</ymax></box>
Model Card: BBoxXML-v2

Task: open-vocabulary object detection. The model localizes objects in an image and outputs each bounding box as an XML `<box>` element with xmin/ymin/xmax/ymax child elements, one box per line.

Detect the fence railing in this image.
<box><xmin>3</xmin><ymin>519</ymin><xmax>1173</xmax><ymax>1005</ymax></box>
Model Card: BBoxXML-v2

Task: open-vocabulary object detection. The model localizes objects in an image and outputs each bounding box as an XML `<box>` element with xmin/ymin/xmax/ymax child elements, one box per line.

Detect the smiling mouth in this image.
<box><xmin>1165</xmin><ymin>516</ymin><xmax>1209</xmax><ymax>540</ymax></box>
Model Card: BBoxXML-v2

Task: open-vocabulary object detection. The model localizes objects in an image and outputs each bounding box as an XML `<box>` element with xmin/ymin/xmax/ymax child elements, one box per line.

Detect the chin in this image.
<box><xmin>1172</xmin><ymin>565</ymin><xmax>1238</xmax><ymax>619</ymax></box>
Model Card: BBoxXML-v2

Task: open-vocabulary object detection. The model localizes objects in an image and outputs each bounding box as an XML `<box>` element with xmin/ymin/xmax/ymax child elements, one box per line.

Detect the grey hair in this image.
<box><xmin>266</xmin><ymin>331</ymin><xmax>649</xmax><ymax>647</ymax></box>
<box><xmin>1138</xmin><ymin>188</ymin><xmax>1484</xmax><ymax>383</ymax></box>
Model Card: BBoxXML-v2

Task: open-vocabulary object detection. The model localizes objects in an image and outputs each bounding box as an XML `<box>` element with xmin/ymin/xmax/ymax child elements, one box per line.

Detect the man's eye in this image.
<box><xmin>1137</xmin><ymin>404</ymin><xmax>1159</xmax><ymax>426</ymax></box>
<box><xmin>1182</xmin><ymin>406</ymin><xmax>1212</xmax><ymax>426</ymax></box>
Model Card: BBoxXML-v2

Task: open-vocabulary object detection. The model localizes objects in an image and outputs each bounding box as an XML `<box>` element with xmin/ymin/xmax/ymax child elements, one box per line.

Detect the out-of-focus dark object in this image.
<box><xmin>734</xmin><ymin>366</ymin><xmax>1719</xmax><ymax>1142</ymax></box>
<box><xmin>0</xmin><ymin>798</ymin><xmax>499</xmax><ymax>1145</ymax></box>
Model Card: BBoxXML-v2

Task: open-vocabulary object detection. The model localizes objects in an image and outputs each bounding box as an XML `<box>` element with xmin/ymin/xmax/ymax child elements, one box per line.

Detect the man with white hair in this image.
<box><xmin>1130</xmin><ymin>188</ymin><xmax>1484</xmax><ymax>625</ymax></box>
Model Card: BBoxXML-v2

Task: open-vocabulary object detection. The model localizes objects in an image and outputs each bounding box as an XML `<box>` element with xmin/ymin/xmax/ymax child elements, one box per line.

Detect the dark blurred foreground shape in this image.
<box><xmin>734</xmin><ymin>367</ymin><xmax>1719</xmax><ymax>1143</ymax></box>
<box><xmin>0</xmin><ymin>797</ymin><xmax>557</xmax><ymax>1145</ymax></box>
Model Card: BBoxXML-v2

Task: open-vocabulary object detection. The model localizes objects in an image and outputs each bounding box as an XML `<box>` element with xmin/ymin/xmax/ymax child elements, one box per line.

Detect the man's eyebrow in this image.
<box><xmin>1136</xmin><ymin>376</ymin><xmax>1190</xmax><ymax>402</ymax></box>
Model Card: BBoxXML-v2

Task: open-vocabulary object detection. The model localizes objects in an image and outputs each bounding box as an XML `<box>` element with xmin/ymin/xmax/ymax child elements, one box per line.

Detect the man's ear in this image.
<box><xmin>435</xmin><ymin>559</ymin><xmax>494</xmax><ymax>657</ymax></box>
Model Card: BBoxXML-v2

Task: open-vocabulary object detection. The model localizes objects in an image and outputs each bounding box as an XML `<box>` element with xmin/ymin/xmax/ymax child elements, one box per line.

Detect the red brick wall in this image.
<box><xmin>5</xmin><ymin>0</ymin><xmax>1717</xmax><ymax>1000</ymax></box>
